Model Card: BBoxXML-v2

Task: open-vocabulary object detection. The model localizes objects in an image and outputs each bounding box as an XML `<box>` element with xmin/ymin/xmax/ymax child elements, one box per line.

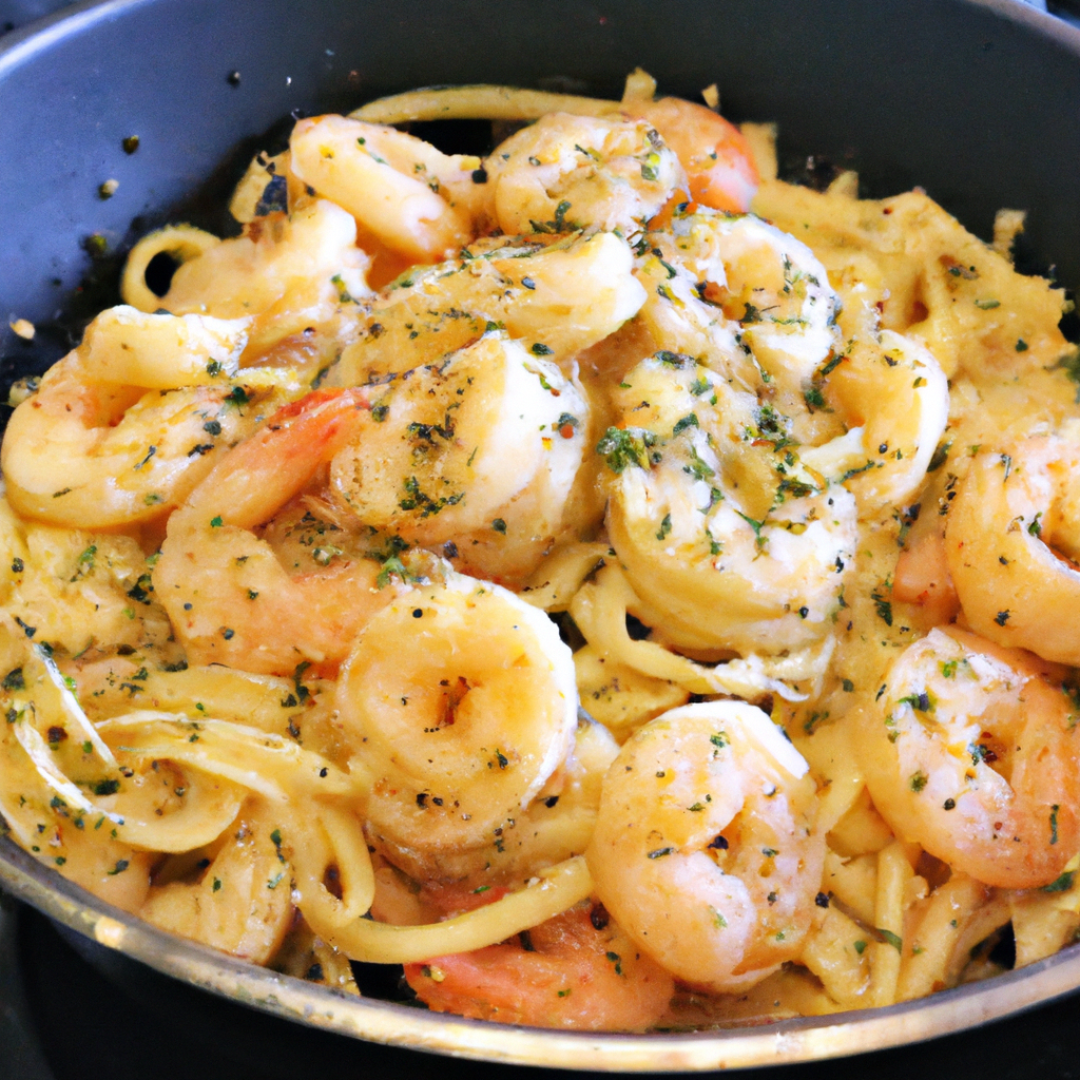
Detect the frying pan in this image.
<box><xmin>1</xmin><ymin>0</ymin><xmax>1080</xmax><ymax>1069</ymax></box>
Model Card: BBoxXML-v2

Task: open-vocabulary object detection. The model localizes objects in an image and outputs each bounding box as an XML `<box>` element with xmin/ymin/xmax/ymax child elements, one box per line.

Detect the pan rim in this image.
<box><xmin>5</xmin><ymin>832</ymin><xmax>1080</xmax><ymax>1071</ymax></box>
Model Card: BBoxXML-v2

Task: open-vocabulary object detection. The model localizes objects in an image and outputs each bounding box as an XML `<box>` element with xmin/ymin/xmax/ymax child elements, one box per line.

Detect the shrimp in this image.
<box><xmin>484</xmin><ymin>112</ymin><xmax>685</xmax><ymax>235</ymax></box>
<box><xmin>634</xmin><ymin>205</ymin><xmax>947</xmax><ymax>518</ymax></box>
<box><xmin>330</xmin><ymin>331</ymin><xmax>590</xmax><ymax>586</ymax></box>
<box><xmin>585</xmin><ymin>701</ymin><xmax>824</xmax><ymax>991</ymax></box>
<box><xmin>154</xmin><ymin>388</ymin><xmax>394</xmax><ymax>676</ymax></box>
<box><xmin>404</xmin><ymin>901</ymin><xmax>675</xmax><ymax>1031</ymax></box>
<box><xmin>335</xmin><ymin>572</ymin><xmax>578</xmax><ymax>874</ymax></box>
<box><xmin>893</xmin><ymin>522</ymin><xmax>961</xmax><ymax>628</ymax></box>
<box><xmin>332</xmin><ymin>230</ymin><xmax>646</xmax><ymax>383</ymax></box>
<box><xmin>626</xmin><ymin>95</ymin><xmax>759</xmax><ymax>214</ymax></box>
<box><xmin>857</xmin><ymin>626</ymin><xmax>1080</xmax><ymax>890</ymax></box>
<box><xmin>126</xmin><ymin>199</ymin><xmax>371</xmax><ymax>359</ymax></box>
<box><xmin>807</xmin><ymin>329</ymin><xmax>949</xmax><ymax>514</ymax></box>
<box><xmin>290</xmin><ymin>115</ymin><xmax>488</xmax><ymax>262</ymax></box>
<box><xmin>0</xmin><ymin>306</ymin><xmax>281</xmax><ymax>529</ymax></box>
<box><xmin>372</xmin><ymin>716</ymin><xmax>619</xmax><ymax>885</ymax></box>
<box><xmin>945</xmin><ymin>435</ymin><xmax>1080</xmax><ymax>665</ymax></box>
<box><xmin>644</xmin><ymin>210</ymin><xmax>839</xmax><ymax>402</ymax></box>
<box><xmin>603</xmin><ymin>349</ymin><xmax>856</xmax><ymax>657</ymax></box>
<box><xmin>141</xmin><ymin>797</ymin><xmax>292</xmax><ymax>963</ymax></box>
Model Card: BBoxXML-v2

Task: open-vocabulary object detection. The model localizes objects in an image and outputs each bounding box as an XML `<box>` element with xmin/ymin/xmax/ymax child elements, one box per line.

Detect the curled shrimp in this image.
<box><xmin>330</xmin><ymin>331</ymin><xmax>590</xmax><ymax>586</ymax></box>
<box><xmin>370</xmin><ymin>716</ymin><xmax>619</xmax><ymax>885</ymax></box>
<box><xmin>404</xmin><ymin>901</ymin><xmax>675</xmax><ymax>1031</ymax></box>
<box><xmin>586</xmin><ymin>701</ymin><xmax>824</xmax><ymax>991</ymax></box>
<box><xmin>945</xmin><ymin>435</ymin><xmax>1080</xmax><ymax>665</ymax></box>
<box><xmin>154</xmin><ymin>388</ymin><xmax>393</xmax><ymax>676</ymax></box>
<box><xmin>333</xmin><ymin>230</ymin><xmax>646</xmax><ymax>383</ymax></box>
<box><xmin>484</xmin><ymin>112</ymin><xmax>685</xmax><ymax>235</ymax></box>
<box><xmin>336</xmin><ymin>572</ymin><xmax>578</xmax><ymax>873</ymax></box>
<box><xmin>0</xmin><ymin>306</ymin><xmax>279</xmax><ymax>529</ymax></box>
<box><xmin>633</xmin><ymin>204</ymin><xmax>947</xmax><ymax>519</ymax></box>
<box><xmin>603</xmin><ymin>350</ymin><xmax>856</xmax><ymax>657</ymax></box>
<box><xmin>290</xmin><ymin>115</ymin><xmax>488</xmax><ymax>263</ymax></box>
<box><xmin>643</xmin><ymin>210</ymin><xmax>839</xmax><ymax>403</ymax></box>
<box><xmin>857</xmin><ymin>626</ymin><xmax>1080</xmax><ymax>889</ymax></box>
<box><xmin>126</xmin><ymin>199</ymin><xmax>370</xmax><ymax>358</ymax></box>
<box><xmin>626</xmin><ymin>95</ymin><xmax>759</xmax><ymax>214</ymax></box>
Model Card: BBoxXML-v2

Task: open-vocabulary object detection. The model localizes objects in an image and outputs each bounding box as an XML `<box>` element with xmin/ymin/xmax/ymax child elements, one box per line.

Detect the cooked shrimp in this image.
<box><xmin>330</xmin><ymin>331</ymin><xmax>590</xmax><ymax>586</ymax></box>
<box><xmin>945</xmin><ymin>434</ymin><xmax>1080</xmax><ymax>665</ymax></box>
<box><xmin>604</xmin><ymin>350</ymin><xmax>856</xmax><ymax>656</ymax></box>
<box><xmin>405</xmin><ymin>901</ymin><xmax>675</xmax><ymax>1031</ymax></box>
<box><xmin>586</xmin><ymin>701</ymin><xmax>824</xmax><ymax>991</ymax></box>
<box><xmin>857</xmin><ymin>626</ymin><xmax>1080</xmax><ymax>890</ymax></box>
<box><xmin>806</xmin><ymin>329</ymin><xmax>949</xmax><ymax>514</ymax></box>
<box><xmin>127</xmin><ymin>199</ymin><xmax>371</xmax><ymax>358</ymax></box>
<box><xmin>1</xmin><ymin>307</ymin><xmax>279</xmax><ymax>529</ymax></box>
<box><xmin>484</xmin><ymin>112</ymin><xmax>685</xmax><ymax>235</ymax></box>
<box><xmin>658</xmin><ymin>210</ymin><xmax>839</xmax><ymax>399</ymax></box>
<box><xmin>374</xmin><ymin>716</ymin><xmax>619</xmax><ymax>885</ymax></box>
<box><xmin>155</xmin><ymin>388</ymin><xmax>393</xmax><ymax>676</ymax></box>
<box><xmin>626</xmin><ymin>95</ymin><xmax>759</xmax><ymax>214</ymax></box>
<box><xmin>634</xmin><ymin>205</ymin><xmax>851</xmax><ymax>460</ymax></box>
<box><xmin>633</xmin><ymin>206</ymin><xmax>946</xmax><ymax>520</ymax></box>
<box><xmin>141</xmin><ymin>797</ymin><xmax>292</xmax><ymax>963</ymax></box>
<box><xmin>290</xmin><ymin>115</ymin><xmax>488</xmax><ymax>263</ymax></box>
<box><xmin>336</xmin><ymin>572</ymin><xmax>578</xmax><ymax>873</ymax></box>
<box><xmin>633</xmin><ymin>224</ymin><xmax>763</xmax><ymax>397</ymax></box>
<box><xmin>333</xmin><ymin>231</ymin><xmax>646</xmax><ymax>383</ymax></box>
<box><xmin>893</xmin><ymin>521</ymin><xmax>961</xmax><ymax>627</ymax></box>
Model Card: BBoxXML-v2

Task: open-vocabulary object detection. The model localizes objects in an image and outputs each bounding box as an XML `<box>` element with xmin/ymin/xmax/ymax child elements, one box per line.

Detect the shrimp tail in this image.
<box><xmin>186</xmin><ymin>387</ymin><xmax>374</xmax><ymax>529</ymax></box>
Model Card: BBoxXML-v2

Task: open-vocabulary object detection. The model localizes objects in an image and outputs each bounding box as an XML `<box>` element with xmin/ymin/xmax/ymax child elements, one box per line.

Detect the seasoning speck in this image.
<box><xmin>227</xmin><ymin>70</ymin><xmax>241</xmax><ymax>86</ymax></box>
<box><xmin>122</xmin><ymin>135</ymin><xmax>140</xmax><ymax>154</ymax></box>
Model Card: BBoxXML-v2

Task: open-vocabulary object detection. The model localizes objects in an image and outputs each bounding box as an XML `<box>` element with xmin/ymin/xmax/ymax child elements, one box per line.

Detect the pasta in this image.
<box><xmin>1</xmin><ymin>68</ymin><xmax>1078</xmax><ymax>1032</ymax></box>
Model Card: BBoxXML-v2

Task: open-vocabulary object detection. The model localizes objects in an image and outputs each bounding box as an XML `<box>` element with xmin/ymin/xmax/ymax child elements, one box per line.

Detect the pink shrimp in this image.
<box><xmin>404</xmin><ymin>902</ymin><xmax>675</xmax><ymax>1031</ymax></box>
<box><xmin>628</xmin><ymin>97</ymin><xmax>759</xmax><ymax>214</ymax></box>
<box><xmin>859</xmin><ymin>626</ymin><xmax>1080</xmax><ymax>890</ymax></box>
<box><xmin>154</xmin><ymin>388</ymin><xmax>392</xmax><ymax>676</ymax></box>
<box><xmin>894</xmin><ymin>525</ymin><xmax>961</xmax><ymax>627</ymax></box>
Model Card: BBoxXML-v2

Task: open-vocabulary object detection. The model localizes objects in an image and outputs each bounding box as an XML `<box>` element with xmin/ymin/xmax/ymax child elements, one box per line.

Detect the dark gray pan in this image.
<box><xmin>1</xmin><ymin>0</ymin><xmax>1079</xmax><ymax>1068</ymax></box>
